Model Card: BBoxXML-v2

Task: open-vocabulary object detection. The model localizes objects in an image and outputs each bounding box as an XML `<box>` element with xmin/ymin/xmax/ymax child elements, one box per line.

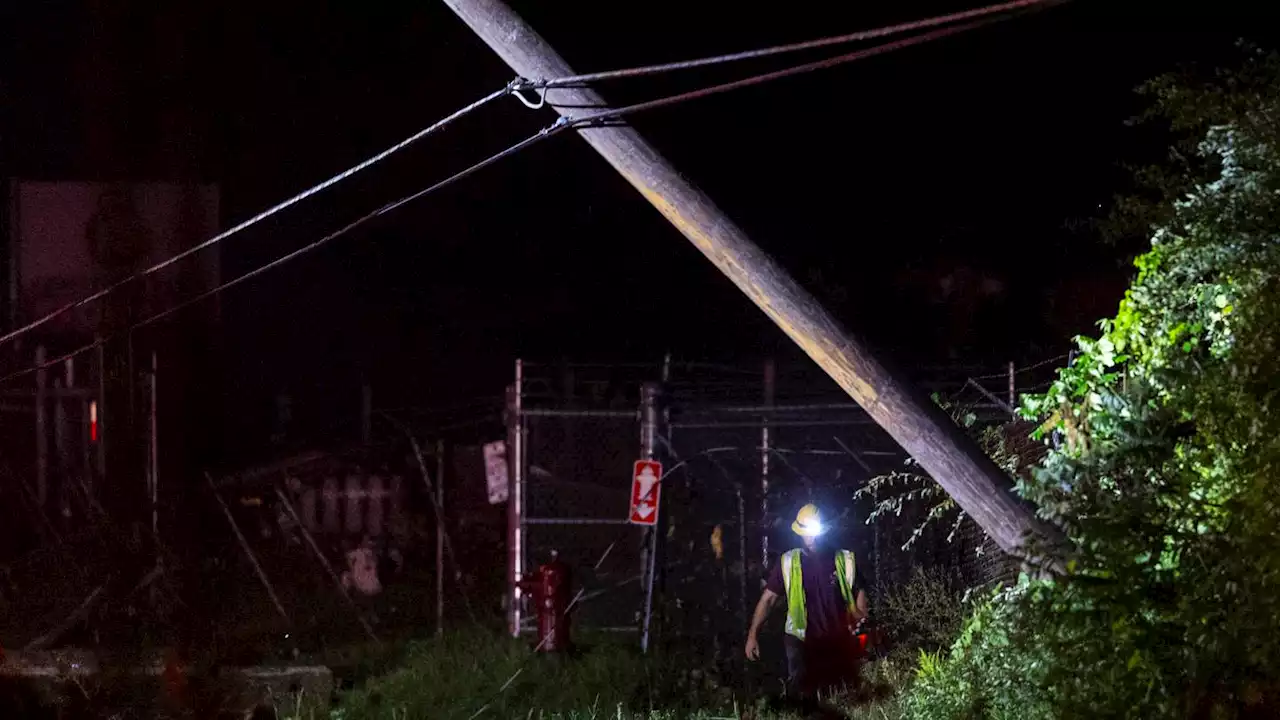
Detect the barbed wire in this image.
<box><xmin>966</xmin><ymin>353</ymin><xmax>1071</xmax><ymax>381</ymax></box>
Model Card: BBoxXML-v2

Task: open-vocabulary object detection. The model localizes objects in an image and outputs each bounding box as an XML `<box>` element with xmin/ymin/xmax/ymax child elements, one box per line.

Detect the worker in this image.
<box><xmin>745</xmin><ymin>503</ymin><xmax>869</xmax><ymax>696</ymax></box>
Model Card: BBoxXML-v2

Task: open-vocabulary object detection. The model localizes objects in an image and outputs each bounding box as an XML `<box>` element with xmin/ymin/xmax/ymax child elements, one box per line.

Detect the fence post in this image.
<box><xmin>506</xmin><ymin>359</ymin><xmax>526</xmax><ymax>638</ymax></box>
<box><xmin>436</xmin><ymin>439</ymin><xmax>446</xmax><ymax>637</ymax></box>
<box><xmin>150</xmin><ymin>351</ymin><xmax>159</xmax><ymax>539</ymax></box>
<box><xmin>1007</xmin><ymin>361</ymin><xmax>1016</xmax><ymax>419</ymax></box>
<box><xmin>737</xmin><ymin>485</ymin><xmax>748</xmax><ymax>638</ymax></box>
<box><xmin>53</xmin><ymin>377</ymin><xmax>66</xmax><ymax>522</ymax></box>
<box><xmin>639</xmin><ymin>381</ymin><xmax>663</xmax><ymax>652</ymax></box>
<box><xmin>95</xmin><ymin>339</ymin><xmax>106</xmax><ymax>486</ymax></box>
<box><xmin>35</xmin><ymin>345</ymin><xmax>48</xmax><ymax>509</ymax></box>
<box><xmin>761</xmin><ymin>358</ymin><xmax>775</xmax><ymax>574</ymax></box>
<box><xmin>361</xmin><ymin>381</ymin><xmax>373</xmax><ymax>446</ymax></box>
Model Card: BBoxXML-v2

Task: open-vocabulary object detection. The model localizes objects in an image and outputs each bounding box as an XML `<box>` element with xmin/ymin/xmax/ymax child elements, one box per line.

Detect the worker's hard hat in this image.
<box><xmin>792</xmin><ymin>504</ymin><xmax>826</xmax><ymax>537</ymax></box>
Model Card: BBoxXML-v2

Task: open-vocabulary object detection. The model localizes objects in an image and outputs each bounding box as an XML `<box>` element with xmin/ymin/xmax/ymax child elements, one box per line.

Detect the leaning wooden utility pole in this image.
<box><xmin>441</xmin><ymin>0</ymin><xmax>1062</xmax><ymax>559</ymax></box>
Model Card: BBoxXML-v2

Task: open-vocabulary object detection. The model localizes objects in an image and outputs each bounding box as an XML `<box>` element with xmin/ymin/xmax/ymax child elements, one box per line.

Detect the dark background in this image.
<box><xmin>4</xmin><ymin>0</ymin><xmax>1276</xmax><ymax>465</ymax></box>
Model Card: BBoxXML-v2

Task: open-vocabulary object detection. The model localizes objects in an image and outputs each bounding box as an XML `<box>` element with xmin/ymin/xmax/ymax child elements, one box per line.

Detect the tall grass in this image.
<box><xmin>332</xmin><ymin>629</ymin><xmax>674</xmax><ymax>719</ymax></box>
<box><xmin>324</xmin><ymin>628</ymin><xmax>916</xmax><ymax>720</ymax></box>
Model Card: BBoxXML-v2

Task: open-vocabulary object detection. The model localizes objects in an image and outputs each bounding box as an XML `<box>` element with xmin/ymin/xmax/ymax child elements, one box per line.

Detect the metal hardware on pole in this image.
<box><xmin>439</xmin><ymin>0</ymin><xmax>1064</xmax><ymax>561</ymax></box>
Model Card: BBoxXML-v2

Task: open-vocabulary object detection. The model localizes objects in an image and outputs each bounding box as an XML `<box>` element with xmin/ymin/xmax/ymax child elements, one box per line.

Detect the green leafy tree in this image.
<box><xmin>904</xmin><ymin>46</ymin><xmax>1280</xmax><ymax>719</ymax></box>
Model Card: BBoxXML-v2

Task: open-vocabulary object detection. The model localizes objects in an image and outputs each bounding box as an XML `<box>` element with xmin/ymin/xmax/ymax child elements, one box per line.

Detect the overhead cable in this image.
<box><xmin>528</xmin><ymin>0</ymin><xmax>1062</xmax><ymax>89</ymax></box>
<box><xmin>0</xmin><ymin>84</ymin><xmax>518</xmax><ymax>352</ymax></box>
<box><xmin>0</xmin><ymin>0</ymin><xmax>1062</xmax><ymax>356</ymax></box>
<box><xmin>0</xmin><ymin>9</ymin><xmax>1045</xmax><ymax>387</ymax></box>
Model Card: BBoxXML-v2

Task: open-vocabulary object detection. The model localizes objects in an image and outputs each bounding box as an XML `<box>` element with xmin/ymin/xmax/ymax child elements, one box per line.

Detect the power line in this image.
<box><xmin>559</xmin><ymin>13</ymin><xmax>1029</xmax><ymax>130</ymax></box>
<box><xmin>0</xmin><ymin>9</ymin><xmax>1046</xmax><ymax>388</ymax></box>
<box><xmin>529</xmin><ymin>0</ymin><xmax>1061</xmax><ymax>89</ymax></box>
<box><xmin>0</xmin><ymin>0</ymin><xmax>1060</xmax><ymax>358</ymax></box>
<box><xmin>0</xmin><ymin>127</ymin><xmax>556</xmax><ymax>386</ymax></box>
<box><xmin>0</xmin><ymin>83</ymin><xmax>519</xmax><ymax>353</ymax></box>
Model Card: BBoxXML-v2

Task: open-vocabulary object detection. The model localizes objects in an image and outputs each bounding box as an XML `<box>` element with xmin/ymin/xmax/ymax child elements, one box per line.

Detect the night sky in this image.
<box><xmin>4</xmin><ymin>1</ymin><xmax>1276</xmax><ymax>457</ymax></box>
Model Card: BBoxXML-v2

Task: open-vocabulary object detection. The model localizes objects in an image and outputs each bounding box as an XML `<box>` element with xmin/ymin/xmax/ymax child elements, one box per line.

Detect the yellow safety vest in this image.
<box><xmin>780</xmin><ymin>548</ymin><xmax>857</xmax><ymax>640</ymax></box>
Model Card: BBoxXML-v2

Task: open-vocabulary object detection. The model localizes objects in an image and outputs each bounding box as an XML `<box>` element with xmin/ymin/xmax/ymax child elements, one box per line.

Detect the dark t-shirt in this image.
<box><xmin>766</xmin><ymin>548</ymin><xmax>869</xmax><ymax>641</ymax></box>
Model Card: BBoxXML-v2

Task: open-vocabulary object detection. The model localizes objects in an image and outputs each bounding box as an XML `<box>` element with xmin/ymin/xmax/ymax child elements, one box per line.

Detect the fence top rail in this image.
<box><xmin>521</xmin><ymin>408</ymin><xmax>639</xmax><ymax>419</ymax></box>
<box><xmin>522</xmin><ymin>517</ymin><xmax>632</xmax><ymax>525</ymax></box>
<box><xmin>2</xmin><ymin>387</ymin><xmax>97</xmax><ymax>399</ymax></box>
<box><xmin>213</xmin><ymin>450</ymin><xmax>334</xmax><ymax>489</ymax></box>
<box><xmin>669</xmin><ymin>419</ymin><xmax>879</xmax><ymax>430</ymax></box>
<box><xmin>675</xmin><ymin>402</ymin><xmax>866</xmax><ymax>415</ymax></box>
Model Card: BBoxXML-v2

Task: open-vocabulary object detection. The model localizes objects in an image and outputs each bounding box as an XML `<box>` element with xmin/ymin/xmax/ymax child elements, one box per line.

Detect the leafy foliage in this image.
<box><xmin>876</xmin><ymin>566</ymin><xmax>970</xmax><ymax>659</ymax></box>
<box><xmin>857</xmin><ymin>405</ymin><xmax>1039</xmax><ymax>552</ymax></box>
<box><xmin>332</xmin><ymin>630</ymin><xmax>664</xmax><ymax>719</ymax></box>
<box><xmin>903</xmin><ymin>46</ymin><xmax>1280</xmax><ymax>719</ymax></box>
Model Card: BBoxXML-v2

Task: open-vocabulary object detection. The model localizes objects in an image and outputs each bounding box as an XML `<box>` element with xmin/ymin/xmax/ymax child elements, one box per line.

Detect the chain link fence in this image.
<box><xmin>501</xmin><ymin>356</ymin><xmax>1064</xmax><ymax>682</ymax></box>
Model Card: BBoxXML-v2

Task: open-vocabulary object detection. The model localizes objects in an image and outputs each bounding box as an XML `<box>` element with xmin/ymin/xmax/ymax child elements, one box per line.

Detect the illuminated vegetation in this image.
<box><xmin>902</xmin><ymin>46</ymin><xmax>1280</xmax><ymax>719</ymax></box>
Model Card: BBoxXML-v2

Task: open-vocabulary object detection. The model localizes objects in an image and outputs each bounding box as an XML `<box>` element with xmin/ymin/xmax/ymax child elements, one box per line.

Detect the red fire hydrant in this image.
<box><xmin>518</xmin><ymin>551</ymin><xmax>573</xmax><ymax>652</ymax></box>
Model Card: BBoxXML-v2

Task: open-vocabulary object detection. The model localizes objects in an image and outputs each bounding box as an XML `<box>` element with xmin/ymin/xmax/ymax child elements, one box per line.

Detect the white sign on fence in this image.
<box><xmin>483</xmin><ymin>440</ymin><xmax>510</xmax><ymax>505</ymax></box>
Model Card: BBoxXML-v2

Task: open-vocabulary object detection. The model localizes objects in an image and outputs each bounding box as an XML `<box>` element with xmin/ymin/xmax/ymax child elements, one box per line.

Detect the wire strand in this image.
<box><xmin>0</xmin><ymin>127</ymin><xmax>561</xmax><ymax>387</ymax></box>
<box><xmin>0</xmin><ymin>84</ymin><xmax>517</xmax><ymax>353</ymax></box>
<box><xmin>0</xmin><ymin>10</ymin><xmax>1046</xmax><ymax>388</ymax></box>
<box><xmin>0</xmin><ymin>0</ymin><xmax>1065</xmax><ymax>359</ymax></box>
<box><xmin>531</xmin><ymin>0</ymin><xmax>1061</xmax><ymax>89</ymax></box>
<box><xmin>563</xmin><ymin>14</ymin><xmax>1024</xmax><ymax>130</ymax></box>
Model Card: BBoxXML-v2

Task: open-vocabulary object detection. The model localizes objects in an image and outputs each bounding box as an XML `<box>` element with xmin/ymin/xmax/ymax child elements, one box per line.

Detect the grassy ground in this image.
<box><xmin>311</xmin><ymin>629</ymin><xmax>915</xmax><ymax>720</ymax></box>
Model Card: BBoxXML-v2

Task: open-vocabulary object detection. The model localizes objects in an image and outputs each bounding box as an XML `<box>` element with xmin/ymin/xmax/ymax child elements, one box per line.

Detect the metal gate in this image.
<box><xmin>506</xmin><ymin>360</ymin><xmax>652</xmax><ymax>638</ymax></box>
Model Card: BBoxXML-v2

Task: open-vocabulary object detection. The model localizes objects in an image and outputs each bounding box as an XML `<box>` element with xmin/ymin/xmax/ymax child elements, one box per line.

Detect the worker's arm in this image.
<box><xmin>745</xmin><ymin>588</ymin><xmax>779</xmax><ymax>660</ymax></box>
<box><xmin>854</xmin><ymin>589</ymin><xmax>869</xmax><ymax>622</ymax></box>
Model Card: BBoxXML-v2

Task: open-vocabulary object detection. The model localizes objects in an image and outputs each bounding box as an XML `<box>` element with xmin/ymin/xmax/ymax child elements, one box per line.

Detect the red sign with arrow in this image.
<box><xmin>629</xmin><ymin>460</ymin><xmax>662</xmax><ymax>526</ymax></box>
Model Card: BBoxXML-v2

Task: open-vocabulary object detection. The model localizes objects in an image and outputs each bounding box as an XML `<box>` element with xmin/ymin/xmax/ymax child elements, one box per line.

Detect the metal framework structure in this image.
<box><xmin>502</xmin><ymin>356</ymin><xmax>1050</xmax><ymax>662</ymax></box>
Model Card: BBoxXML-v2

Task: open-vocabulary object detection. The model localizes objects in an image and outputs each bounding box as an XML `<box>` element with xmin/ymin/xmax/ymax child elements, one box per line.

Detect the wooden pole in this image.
<box><xmin>439</xmin><ymin>0</ymin><xmax>1061</xmax><ymax>559</ymax></box>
